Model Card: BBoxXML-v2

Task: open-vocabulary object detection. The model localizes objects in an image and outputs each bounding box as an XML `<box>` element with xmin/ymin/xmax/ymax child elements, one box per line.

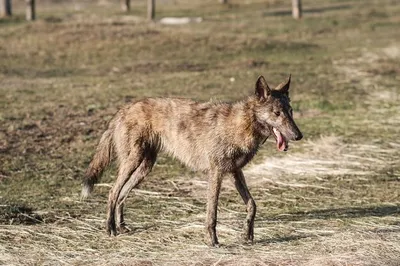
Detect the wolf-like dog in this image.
<box><xmin>82</xmin><ymin>75</ymin><xmax>303</xmax><ymax>246</ymax></box>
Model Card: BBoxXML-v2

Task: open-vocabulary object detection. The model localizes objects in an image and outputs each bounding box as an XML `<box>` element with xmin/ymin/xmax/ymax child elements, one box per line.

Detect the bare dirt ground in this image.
<box><xmin>1</xmin><ymin>0</ymin><xmax>400</xmax><ymax>265</ymax></box>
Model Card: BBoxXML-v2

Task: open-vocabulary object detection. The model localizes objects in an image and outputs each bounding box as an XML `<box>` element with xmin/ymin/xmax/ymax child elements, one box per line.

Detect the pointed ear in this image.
<box><xmin>255</xmin><ymin>76</ymin><xmax>271</xmax><ymax>100</ymax></box>
<box><xmin>275</xmin><ymin>74</ymin><xmax>291</xmax><ymax>95</ymax></box>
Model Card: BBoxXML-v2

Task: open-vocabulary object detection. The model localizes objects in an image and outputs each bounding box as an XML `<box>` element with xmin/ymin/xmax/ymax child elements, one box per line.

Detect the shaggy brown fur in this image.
<box><xmin>82</xmin><ymin>75</ymin><xmax>303</xmax><ymax>246</ymax></box>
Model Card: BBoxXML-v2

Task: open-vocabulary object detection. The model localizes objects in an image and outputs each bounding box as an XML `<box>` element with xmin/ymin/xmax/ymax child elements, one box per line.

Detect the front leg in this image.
<box><xmin>231</xmin><ymin>169</ymin><xmax>256</xmax><ymax>243</ymax></box>
<box><xmin>205</xmin><ymin>170</ymin><xmax>223</xmax><ymax>247</ymax></box>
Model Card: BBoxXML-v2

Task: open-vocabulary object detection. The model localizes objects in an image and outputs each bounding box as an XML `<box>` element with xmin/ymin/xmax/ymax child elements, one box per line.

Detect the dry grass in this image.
<box><xmin>1</xmin><ymin>0</ymin><xmax>400</xmax><ymax>265</ymax></box>
<box><xmin>2</xmin><ymin>207</ymin><xmax>400</xmax><ymax>265</ymax></box>
<box><xmin>247</xmin><ymin>135</ymin><xmax>399</xmax><ymax>178</ymax></box>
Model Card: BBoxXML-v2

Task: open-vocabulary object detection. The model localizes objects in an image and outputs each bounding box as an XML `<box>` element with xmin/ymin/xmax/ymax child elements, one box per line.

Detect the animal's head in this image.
<box><xmin>253</xmin><ymin>75</ymin><xmax>303</xmax><ymax>151</ymax></box>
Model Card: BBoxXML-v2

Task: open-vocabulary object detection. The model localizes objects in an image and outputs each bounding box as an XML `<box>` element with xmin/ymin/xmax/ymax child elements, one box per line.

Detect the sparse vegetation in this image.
<box><xmin>1</xmin><ymin>0</ymin><xmax>399</xmax><ymax>265</ymax></box>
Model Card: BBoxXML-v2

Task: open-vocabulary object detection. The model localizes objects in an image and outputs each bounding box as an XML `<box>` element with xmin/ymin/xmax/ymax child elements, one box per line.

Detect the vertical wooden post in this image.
<box><xmin>147</xmin><ymin>0</ymin><xmax>155</xmax><ymax>21</ymax></box>
<box><xmin>219</xmin><ymin>0</ymin><xmax>227</xmax><ymax>3</ymax></box>
<box><xmin>292</xmin><ymin>0</ymin><xmax>302</xmax><ymax>19</ymax></box>
<box><xmin>121</xmin><ymin>0</ymin><xmax>130</xmax><ymax>12</ymax></box>
<box><xmin>0</xmin><ymin>0</ymin><xmax>12</xmax><ymax>17</ymax></box>
<box><xmin>26</xmin><ymin>0</ymin><xmax>35</xmax><ymax>21</ymax></box>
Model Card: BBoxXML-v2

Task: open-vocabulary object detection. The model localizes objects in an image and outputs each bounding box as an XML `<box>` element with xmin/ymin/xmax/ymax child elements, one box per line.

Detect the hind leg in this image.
<box><xmin>115</xmin><ymin>148</ymin><xmax>157</xmax><ymax>233</ymax></box>
<box><xmin>106</xmin><ymin>150</ymin><xmax>144</xmax><ymax>236</ymax></box>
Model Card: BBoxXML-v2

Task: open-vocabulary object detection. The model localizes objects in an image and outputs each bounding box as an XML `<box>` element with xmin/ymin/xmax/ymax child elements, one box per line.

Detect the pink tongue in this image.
<box><xmin>276</xmin><ymin>131</ymin><xmax>286</xmax><ymax>151</ymax></box>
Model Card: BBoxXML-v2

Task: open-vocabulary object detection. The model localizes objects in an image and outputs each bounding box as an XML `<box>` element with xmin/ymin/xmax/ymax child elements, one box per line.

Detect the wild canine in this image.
<box><xmin>82</xmin><ymin>75</ymin><xmax>303</xmax><ymax>246</ymax></box>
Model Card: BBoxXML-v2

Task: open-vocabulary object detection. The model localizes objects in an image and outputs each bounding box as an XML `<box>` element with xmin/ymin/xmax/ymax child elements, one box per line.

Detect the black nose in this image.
<box><xmin>295</xmin><ymin>132</ymin><xmax>303</xmax><ymax>141</ymax></box>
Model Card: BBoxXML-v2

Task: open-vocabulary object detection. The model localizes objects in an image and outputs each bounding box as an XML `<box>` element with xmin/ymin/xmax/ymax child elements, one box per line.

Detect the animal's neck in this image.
<box><xmin>244</xmin><ymin>96</ymin><xmax>272</xmax><ymax>140</ymax></box>
<box><xmin>227</xmin><ymin>98</ymin><xmax>268</xmax><ymax>149</ymax></box>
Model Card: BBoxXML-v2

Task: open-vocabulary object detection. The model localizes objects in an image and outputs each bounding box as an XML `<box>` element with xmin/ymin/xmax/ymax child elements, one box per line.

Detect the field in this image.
<box><xmin>1</xmin><ymin>0</ymin><xmax>400</xmax><ymax>265</ymax></box>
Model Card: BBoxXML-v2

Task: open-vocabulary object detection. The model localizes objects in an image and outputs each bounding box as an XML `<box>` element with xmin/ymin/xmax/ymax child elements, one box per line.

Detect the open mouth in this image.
<box><xmin>272</xmin><ymin>128</ymin><xmax>288</xmax><ymax>152</ymax></box>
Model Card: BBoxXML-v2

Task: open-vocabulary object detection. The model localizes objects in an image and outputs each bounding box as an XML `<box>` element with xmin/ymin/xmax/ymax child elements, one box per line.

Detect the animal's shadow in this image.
<box><xmin>266</xmin><ymin>205</ymin><xmax>400</xmax><ymax>221</ymax></box>
<box><xmin>256</xmin><ymin>204</ymin><xmax>400</xmax><ymax>244</ymax></box>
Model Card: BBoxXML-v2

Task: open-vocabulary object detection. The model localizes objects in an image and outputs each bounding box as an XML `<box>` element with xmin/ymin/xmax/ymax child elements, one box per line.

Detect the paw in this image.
<box><xmin>209</xmin><ymin>241</ymin><xmax>220</xmax><ymax>248</ymax></box>
<box><xmin>242</xmin><ymin>237</ymin><xmax>254</xmax><ymax>245</ymax></box>
<box><xmin>117</xmin><ymin>224</ymin><xmax>131</xmax><ymax>234</ymax></box>
<box><xmin>205</xmin><ymin>235</ymin><xmax>220</xmax><ymax>247</ymax></box>
<box><xmin>242</xmin><ymin>231</ymin><xmax>254</xmax><ymax>244</ymax></box>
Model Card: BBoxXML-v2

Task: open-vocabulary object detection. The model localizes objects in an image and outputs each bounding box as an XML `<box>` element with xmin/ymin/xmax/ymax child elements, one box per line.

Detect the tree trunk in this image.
<box><xmin>0</xmin><ymin>0</ymin><xmax>12</xmax><ymax>17</ymax></box>
<box><xmin>121</xmin><ymin>0</ymin><xmax>130</xmax><ymax>12</ymax></box>
<box><xmin>292</xmin><ymin>0</ymin><xmax>302</xmax><ymax>19</ymax></box>
<box><xmin>26</xmin><ymin>0</ymin><xmax>35</xmax><ymax>21</ymax></box>
<box><xmin>147</xmin><ymin>0</ymin><xmax>155</xmax><ymax>21</ymax></box>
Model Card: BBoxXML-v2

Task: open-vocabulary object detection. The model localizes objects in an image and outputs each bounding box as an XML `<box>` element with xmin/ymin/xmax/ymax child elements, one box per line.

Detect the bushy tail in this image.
<box><xmin>81</xmin><ymin>127</ymin><xmax>114</xmax><ymax>199</ymax></box>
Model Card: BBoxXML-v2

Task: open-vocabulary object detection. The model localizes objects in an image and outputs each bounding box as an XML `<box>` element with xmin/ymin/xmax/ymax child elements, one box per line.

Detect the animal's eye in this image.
<box><xmin>274</xmin><ymin>111</ymin><xmax>280</xmax><ymax>116</ymax></box>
